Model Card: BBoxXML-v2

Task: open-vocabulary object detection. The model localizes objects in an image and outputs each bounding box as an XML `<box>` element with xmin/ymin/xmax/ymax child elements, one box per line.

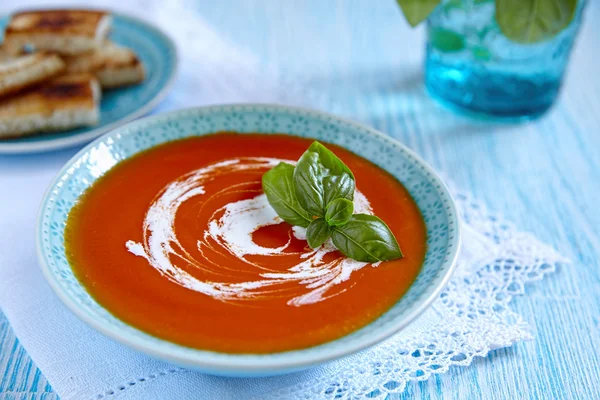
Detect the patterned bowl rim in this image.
<box><xmin>36</xmin><ymin>104</ymin><xmax>461</xmax><ymax>373</ymax></box>
<box><xmin>0</xmin><ymin>11</ymin><xmax>179</xmax><ymax>154</ymax></box>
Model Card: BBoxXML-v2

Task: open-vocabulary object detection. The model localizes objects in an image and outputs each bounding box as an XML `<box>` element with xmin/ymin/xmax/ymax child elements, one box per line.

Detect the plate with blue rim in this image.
<box><xmin>37</xmin><ymin>104</ymin><xmax>461</xmax><ymax>377</ymax></box>
<box><xmin>0</xmin><ymin>12</ymin><xmax>177</xmax><ymax>154</ymax></box>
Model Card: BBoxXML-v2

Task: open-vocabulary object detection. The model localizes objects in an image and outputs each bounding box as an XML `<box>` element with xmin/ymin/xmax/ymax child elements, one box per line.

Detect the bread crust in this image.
<box><xmin>0</xmin><ymin>52</ymin><xmax>66</xmax><ymax>98</ymax></box>
<box><xmin>3</xmin><ymin>10</ymin><xmax>111</xmax><ymax>55</ymax></box>
<box><xmin>64</xmin><ymin>41</ymin><xmax>145</xmax><ymax>88</ymax></box>
<box><xmin>0</xmin><ymin>73</ymin><xmax>101</xmax><ymax>138</ymax></box>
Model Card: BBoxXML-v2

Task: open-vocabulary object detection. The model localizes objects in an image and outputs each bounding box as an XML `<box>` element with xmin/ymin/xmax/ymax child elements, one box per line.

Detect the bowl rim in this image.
<box><xmin>36</xmin><ymin>104</ymin><xmax>461</xmax><ymax>373</ymax></box>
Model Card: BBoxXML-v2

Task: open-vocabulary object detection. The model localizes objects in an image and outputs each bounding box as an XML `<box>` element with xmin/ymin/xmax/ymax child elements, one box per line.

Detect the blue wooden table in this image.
<box><xmin>2</xmin><ymin>1</ymin><xmax>600</xmax><ymax>399</ymax></box>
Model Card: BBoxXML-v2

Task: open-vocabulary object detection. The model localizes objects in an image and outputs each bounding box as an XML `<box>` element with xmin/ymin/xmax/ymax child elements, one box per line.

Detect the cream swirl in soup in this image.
<box><xmin>126</xmin><ymin>157</ymin><xmax>379</xmax><ymax>307</ymax></box>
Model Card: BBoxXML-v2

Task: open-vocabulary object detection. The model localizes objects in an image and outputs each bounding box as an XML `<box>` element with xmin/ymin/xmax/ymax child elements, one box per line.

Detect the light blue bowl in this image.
<box><xmin>37</xmin><ymin>105</ymin><xmax>460</xmax><ymax>377</ymax></box>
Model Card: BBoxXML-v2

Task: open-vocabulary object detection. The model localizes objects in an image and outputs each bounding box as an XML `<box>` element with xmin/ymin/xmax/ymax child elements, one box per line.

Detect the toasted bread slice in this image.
<box><xmin>0</xmin><ymin>46</ymin><xmax>17</xmax><ymax>62</ymax></box>
<box><xmin>0</xmin><ymin>52</ymin><xmax>65</xmax><ymax>98</ymax></box>
<box><xmin>0</xmin><ymin>73</ymin><xmax>101</xmax><ymax>139</ymax></box>
<box><xmin>3</xmin><ymin>10</ymin><xmax>111</xmax><ymax>55</ymax></box>
<box><xmin>0</xmin><ymin>45</ymin><xmax>27</xmax><ymax>62</ymax></box>
<box><xmin>64</xmin><ymin>41</ymin><xmax>145</xmax><ymax>88</ymax></box>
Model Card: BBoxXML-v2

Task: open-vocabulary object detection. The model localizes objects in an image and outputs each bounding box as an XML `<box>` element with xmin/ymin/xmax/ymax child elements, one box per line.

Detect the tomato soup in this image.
<box><xmin>65</xmin><ymin>133</ymin><xmax>426</xmax><ymax>353</ymax></box>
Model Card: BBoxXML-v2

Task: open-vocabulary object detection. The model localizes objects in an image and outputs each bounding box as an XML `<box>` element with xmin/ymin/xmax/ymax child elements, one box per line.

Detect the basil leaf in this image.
<box><xmin>306</xmin><ymin>218</ymin><xmax>331</xmax><ymax>249</ymax></box>
<box><xmin>496</xmin><ymin>0</ymin><xmax>578</xmax><ymax>44</ymax></box>
<box><xmin>396</xmin><ymin>0</ymin><xmax>442</xmax><ymax>27</ymax></box>
<box><xmin>293</xmin><ymin>141</ymin><xmax>355</xmax><ymax>217</ymax></box>
<box><xmin>331</xmin><ymin>214</ymin><xmax>403</xmax><ymax>262</ymax></box>
<box><xmin>262</xmin><ymin>162</ymin><xmax>312</xmax><ymax>228</ymax></box>
<box><xmin>323</xmin><ymin>173</ymin><xmax>355</xmax><ymax>209</ymax></box>
<box><xmin>325</xmin><ymin>198</ymin><xmax>354</xmax><ymax>227</ymax></box>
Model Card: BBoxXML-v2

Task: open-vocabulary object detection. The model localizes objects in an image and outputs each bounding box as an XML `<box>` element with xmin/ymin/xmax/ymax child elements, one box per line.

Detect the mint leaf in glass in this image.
<box><xmin>396</xmin><ymin>0</ymin><xmax>442</xmax><ymax>27</ymax></box>
<box><xmin>429</xmin><ymin>28</ymin><xmax>466</xmax><ymax>52</ymax></box>
<box><xmin>496</xmin><ymin>0</ymin><xmax>578</xmax><ymax>44</ymax></box>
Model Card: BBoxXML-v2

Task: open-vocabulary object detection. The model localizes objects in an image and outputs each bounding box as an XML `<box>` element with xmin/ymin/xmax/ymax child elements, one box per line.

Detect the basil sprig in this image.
<box><xmin>396</xmin><ymin>0</ymin><xmax>579</xmax><ymax>44</ymax></box>
<box><xmin>261</xmin><ymin>141</ymin><xmax>403</xmax><ymax>263</ymax></box>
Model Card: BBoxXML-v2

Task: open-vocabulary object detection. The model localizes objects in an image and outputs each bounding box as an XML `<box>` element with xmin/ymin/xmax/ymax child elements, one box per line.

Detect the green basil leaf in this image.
<box><xmin>429</xmin><ymin>28</ymin><xmax>465</xmax><ymax>52</ymax></box>
<box><xmin>262</xmin><ymin>162</ymin><xmax>312</xmax><ymax>228</ymax></box>
<box><xmin>325</xmin><ymin>198</ymin><xmax>354</xmax><ymax>227</ymax></box>
<box><xmin>331</xmin><ymin>214</ymin><xmax>403</xmax><ymax>262</ymax></box>
<box><xmin>496</xmin><ymin>0</ymin><xmax>578</xmax><ymax>44</ymax></box>
<box><xmin>306</xmin><ymin>218</ymin><xmax>331</xmax><ymax>249</ymax></box>
<box><xmin>293</xmin><ymin>141</ymin><xmax>355</xmax><ymax>217</ymax></box>
<box><xmin>396</xmin><ymin>0</ymin><xmax>442</xmax><ymax>27</ymax></box>
<box><xmin>323</xmin><ymin>173</ymin><xmax>355</xmax><ymax>208</ymax></box>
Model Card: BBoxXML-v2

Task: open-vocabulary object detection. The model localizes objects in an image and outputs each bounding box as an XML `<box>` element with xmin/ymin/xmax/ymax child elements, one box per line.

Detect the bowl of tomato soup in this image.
<box><xmin>37</xmin><ymin>105</ymin><xmax>460</xmax><ymax>376</ymax></box>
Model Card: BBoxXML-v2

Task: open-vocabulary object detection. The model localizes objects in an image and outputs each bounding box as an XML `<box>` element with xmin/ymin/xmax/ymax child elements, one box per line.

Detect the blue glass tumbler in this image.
<box><xmin>425</xmin><ymin>0</ymin><xmax>587</xmax><ymax>119</ymax></box>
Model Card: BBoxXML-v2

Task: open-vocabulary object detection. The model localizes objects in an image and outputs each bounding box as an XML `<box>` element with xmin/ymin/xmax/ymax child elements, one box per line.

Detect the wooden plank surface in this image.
<box><xmin>1</xmin><ymin>1</ymin><xmax>599</xmax><ymax>399</ymax></box>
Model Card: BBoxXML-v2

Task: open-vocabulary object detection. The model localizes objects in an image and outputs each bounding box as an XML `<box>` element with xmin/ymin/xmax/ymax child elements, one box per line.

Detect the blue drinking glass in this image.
<box><xmin>425</xmin><ymin>0</ymin><xmax>587</xmax><ymax>119</ymax></box>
